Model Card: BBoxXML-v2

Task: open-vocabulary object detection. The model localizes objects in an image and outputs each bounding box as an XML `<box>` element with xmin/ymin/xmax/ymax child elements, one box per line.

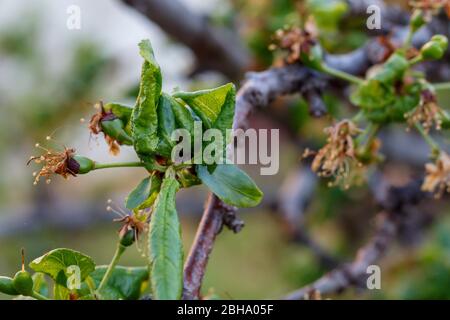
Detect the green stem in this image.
<box><xmin>433</xmin><ymin>82</ymin><xmax>450</xmax><ymax>92</ymax></box>
<box><xmin>351</xmin><ymin>110</ymin><xmax>365</xmax><ymax>123</ymax></box>
<box><xmin>96</xmin><ymin>244</ymin><xmax>126</xmax><ymax>296</ymax></box>
<box><xmin>409</xmin><ymin>55</ymin><xmax>423</xmax><ymax>66</ymax></box>
<box><xmin>403</xmin><ymin>28</ymin><xmax>414</xmax><ymax>49</ymax></box>
<box><xmin>93</xmin><ymin>161</ymin><xmax>144</xmax><ymax>170</ymax></box>
<box><xmin>321</xmin><ymin>64</ymin><xmax>364</xmax><ymax>85</ymax></box>
<box><xmin>31</xmin><ymin>291</ymin><xmax>50</xmax><ymax>300</ymax></box>
<box><xmin>415</xmin><ymin>122</ymin><xmax>440</xmax><ymax>154</ymax></box>
<box><xmin>357</xmin><ymin>123</ymin><xmax>380</xmax><ymax>152</ymax></box>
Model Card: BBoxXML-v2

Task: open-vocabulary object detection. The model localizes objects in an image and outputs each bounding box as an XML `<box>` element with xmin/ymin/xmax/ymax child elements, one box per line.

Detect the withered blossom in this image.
<box><xmin>305</xmin><ymin>120</ymin><xmax>363</xmax><ymax>188</ymax></box>
<box><xmin>272</xmin><ymin>21</ymin><xmax>318</xmax><ymax>64</ymax></box>
<box><xmin>28</xmin><ymin>147</ymin><xmax>80</xmax><ymax>185</ymax></box>
<box><xmin>114</xmin><ymin>213</ymin><xmax>148</xmax><ymax>243</ymax></box>
<box><xmin>422</xmin><ymin>151</ymin><xmax>450</xmax><ymax>197</ymax></box>
<box><xmin>405</xmin><ymin>89</ymin><xmax>443</xmax><ymax>132</ymax></box>
<box><xmin>89</xmin><ymin>102</ymin><xmax>121</xmax><ymax>155</ymax></box>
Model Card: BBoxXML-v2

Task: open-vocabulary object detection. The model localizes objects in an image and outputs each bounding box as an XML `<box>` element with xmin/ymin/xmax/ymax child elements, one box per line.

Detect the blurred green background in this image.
<box><xmin>0</xmin><ymin>0</ymin><xmax>449</xmax><ymax>300</ymax></box>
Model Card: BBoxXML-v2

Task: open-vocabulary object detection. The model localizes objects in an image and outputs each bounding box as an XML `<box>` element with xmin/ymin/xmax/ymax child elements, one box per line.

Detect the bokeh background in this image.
<box><xmin>0</xmin><ymin>0</ymin><xmax>449</xmax><ymax>299</ymax></box>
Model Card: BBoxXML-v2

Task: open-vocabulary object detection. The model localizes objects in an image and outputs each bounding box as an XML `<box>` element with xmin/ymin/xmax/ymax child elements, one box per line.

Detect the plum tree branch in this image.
<box><xmin>122</xmin><ymin>0</ymin><xmax>449</xmax><ymax>300</ymax></box>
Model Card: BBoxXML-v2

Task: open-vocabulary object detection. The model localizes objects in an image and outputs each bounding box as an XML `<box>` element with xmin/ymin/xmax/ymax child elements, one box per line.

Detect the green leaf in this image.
<box><xmin>53</xmin><ymin>284</ymin><xmax>70</xmax><ymax>300</ymax></box>
<box><xmin>173</xmin><ymin>83</ymin><xmax>236</xmax><ymax>135</ymax></box>
<box><xmin>307</xmin><ymin>0</ymin><xmax>348</xmax><ymax>31</ymax></box>
<box><xmin>125</xmin><ymin>173</ymin><xmax>162</xmax><ymax>210</ymax></box>
<box><xmin>29</xmin><ymin>248</ymin><xmax>95</xmax><ymax>287</ymax></box>
<box><xmin>149</xmin><ymin>176</ymin><xmax>183</xmax><ymax>300</ymax></box>
<box><xmin>103</xmin><ymin>102</ymin><xmax>133</xmax><ymax>127</ymax></box>
<box><xmin>169</xmin><ymin>94</ymin><xmax>195</xmax><ymax>136</ymax></box>
<box><xmin>32</xmin><ymin>273</ymin><xmax>49</xmax><ymax>297</ymax></box>
<box><xmin>196</xmin><ymin>164</ymin><xmax>263</xmax><ymax>208</ymax></box>
<box><xmin>372</xmin><ymin>52</ymin><xmax>409</xmax><ymax>84</ymax></box>
<box><xmin>156</xmin><ymin>93</ymin><xmax>177</xmax><ymax>157</ymax></box>
<box><xmin>131</xmin><ymin>39</ymin><xmax>162</xmax><ymax>155</ymax></box>
<box><xmin>89</xmin><ymin>266</ymin><xmax>149</xmax><ymax>300</ymax></box>
<box><xmin>102</xmin><ymin>102</ymin><xmax>134</xmax><ymax>139</ymax></box>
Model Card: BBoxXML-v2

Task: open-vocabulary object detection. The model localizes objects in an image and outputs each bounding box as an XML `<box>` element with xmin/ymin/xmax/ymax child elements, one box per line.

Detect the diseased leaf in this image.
<box><xmin>173</xmin><ymin>83</ymin><xmax>235</xmax><ymax>135</ymax></box>
<box><xmin>131</xmin><ymin>39</ymin><xmax>162</xmax><ymax>155</ymax></box>
<box><xmin>156</xmin><ymin>94</ymin><xmax>177</xmax><ymax>157</ymax></box>
<box><xmin>29</xmin><ymin>248</ymin><xmax>95</xmax><ymax>287</ymax></box>
<box><xmin>149</xmin><ymin>176</ymin><xmax>183</xmax><ymax>300</ymax></box>
<box><xmin>89</xmin><ymin>266</ymin><xmax>149</xmax><ymax>300</ymax></box>
<box><xmin>125</xmin><ymin>173</ymin><xmax>162</xmax><ymax>210</ymax></box>
<box><xmin>170</xmin><ymin>95</ymin><xmax>195</xmax><ymax>136</ymax></box>
<box><xmin>196</xmin><ymin>164</ymin><xmax>263</xmax><ymax>208</ymax></box>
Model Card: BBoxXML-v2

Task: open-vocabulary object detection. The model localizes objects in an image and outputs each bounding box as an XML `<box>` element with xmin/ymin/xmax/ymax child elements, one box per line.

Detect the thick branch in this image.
<box><xmin>182</xmin><ymin>194</ymin><xmax>235</xmax><ymax>299</ymax></box>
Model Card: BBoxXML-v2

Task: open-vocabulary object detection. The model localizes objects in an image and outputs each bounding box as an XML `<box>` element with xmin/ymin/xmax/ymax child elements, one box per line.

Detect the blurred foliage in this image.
<box><xmin>0</xmin><ymin>13</ymin><xmax>111</xmax><ymax>203</ymax></box>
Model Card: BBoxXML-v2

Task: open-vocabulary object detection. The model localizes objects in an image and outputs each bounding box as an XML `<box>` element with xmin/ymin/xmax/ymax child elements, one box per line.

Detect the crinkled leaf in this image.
<box><xmin>156</xmin><ymin>94</ymin><xmax>177</xmax><ymax>157</ymax></box>
<box><xmin>29</xmin><ymin>248</ymin><xmax>95</xmax><ymax>287</ymax></box>
<box><xmin>149</xmin><ymin>176</ymin><xmax>183</xmax><ymax>300</ymax></box>
<box><xmin>196</xmin><ymin>164</ymin><xmax>263</xmax><ymax>208</ymax></box>
<box><xmin>173</xmin><ymin>83</ymin><xmax>236</xmax><ymax>135</ymax></box>
<box><xmin>170</xmin><ymin>94</ymin><xmax>195</xmax><ymax>136</ymax></box>
<box><xmin>351</xmin><ymin>79</ymin><xmax>395</xmax><ymax>111</ymax></box>
<box><xmin>89</xmin><ymin>266</ymin><xmax>149</xmax><ymax>300</ymax></box>
<box><xmin>131</xmin><ymin>39</ymin><xmax>161</xmax><ymax>155</ymax></box>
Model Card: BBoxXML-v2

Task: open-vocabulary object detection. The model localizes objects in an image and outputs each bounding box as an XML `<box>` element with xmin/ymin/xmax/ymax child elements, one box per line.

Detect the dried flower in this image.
<box><xmin>28</xmin><ymin>146</ymin><xmax>80</xmax><ymax>185</ymax></box>
<box><xmin>305</xmin><ymin>120</ymin><xmax>363</xmax><ymax>188</ymax></box>
<box><xmin>422</xmin><ymin>151</ymin><xmax>450</xmax><ymax>197</ymax></box>
<box><xmin>272</xmin><ymin>22</ymin><xmax>318</xmax><ymax>64</ymax></box>
<box><xmin>113</xmin><ymin>211</ymin><xmax>148</xmax><ymax>243</ymax></box>
<box><xmin>405</xmin><ymin>89</ymin><xmax>443</xmax><ymax>132</ymax></box>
